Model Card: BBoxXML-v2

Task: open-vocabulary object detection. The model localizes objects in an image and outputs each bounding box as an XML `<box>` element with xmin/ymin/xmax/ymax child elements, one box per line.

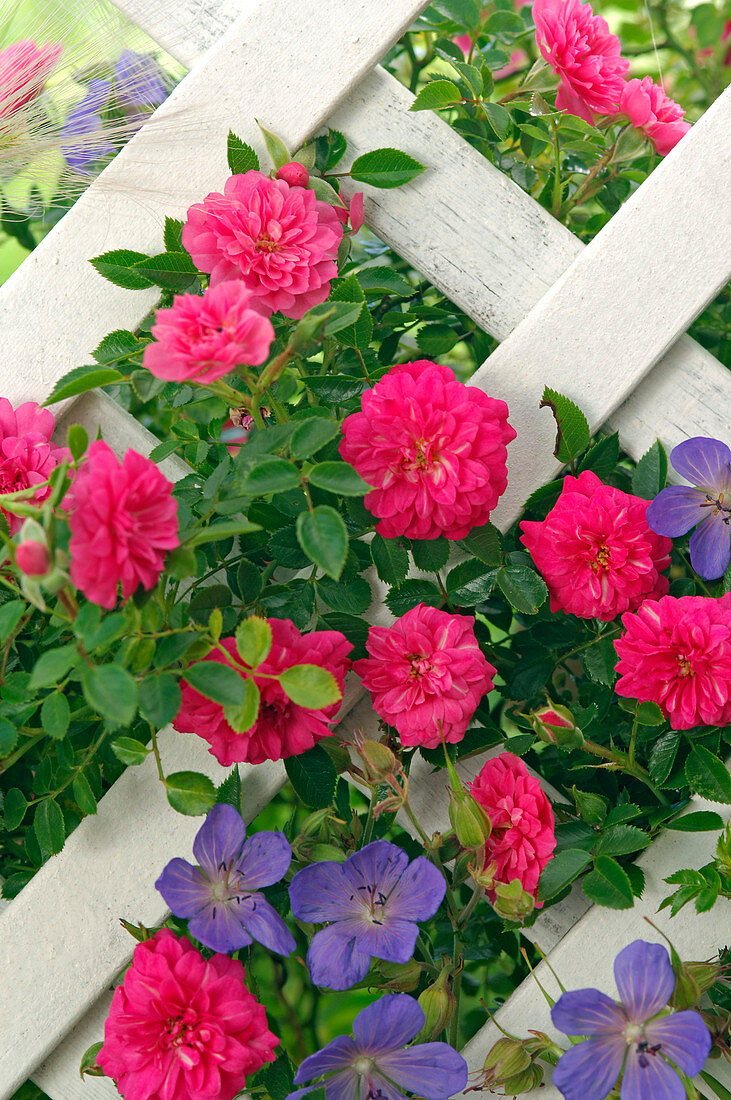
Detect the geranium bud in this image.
<box><xmin>359</xmin><ymin>738</ymin><xmax>397</xmax><ymax>783</ymax></box>
<box><xmin>276</xmin><ymin>161</ymin><xmax>309</xmax><ymax>187</ymax></box>
<box><xmin>469</xmin><ymin>857</ymin><xmax>497</xmax><ymax>892</ymax></box>
<box><xmin>15</xmin><ymin>540</ymin><xmax>49</xmax><ymax>576</ymax></box>
<box><xmin>529</xmin><ymin>703</ymin><xmax>583</xmax><ymax>747</ymax></box>
<box><xmin>418</xmin><ymin>966</ymin><xmax>457</xmax><ymax>1040</ymax></box>
<box><xmin>524</xmin><ymin>1030</ymin><xmax>564</xmax><ymax>1060</ymax></box>
<box><xmin>449</xmin><ymin>788</ymin><xmax>492</xmax><ymax>850</ymax></box>
<box><xmin>671</xmin><ymin>960</ymin><xmax>722</xmax><ymax>1010</ymax></box>
<box><xmin>502</xmin><ymin>1064</ymin><xmax>544</xmax><ymax>1093</ymax></box>
<box><xmin>482</xmin><ymin>1037</ymin><xmax>532</xmax><ymax>1085</ymax></box>
<box><xmin>301</xmin><ymin>808</ymin><xmax>333</xmax><ymax>836</ymax></box>
<box><xmin>306</xmin><ymin>843</ymin><xmax>347</xmax><ymax>863</ymax></box>
<box><xmin>492</xmin><ymin>878</ymin><xmax>536</xmax><ymax>922</ymax></box>
<box><xmin>376</xmin><ymin>959</ymin><xmax>423</xmax><ymax>992</ymax></box>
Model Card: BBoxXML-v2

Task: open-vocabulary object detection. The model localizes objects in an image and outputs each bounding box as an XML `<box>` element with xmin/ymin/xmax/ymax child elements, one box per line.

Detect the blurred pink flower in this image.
<box><xmin>98</xmin><ymin>929</ymin><xmax>278</xmax><ymax>1100</ymax></box>
<box><xmin>340</xmin><ymin>361</ymin><xmax>515</xmax><ymax>541</ymax></box>
<box><xmin>143</xmin><ymin>282</ymin><xmax>275</xmax><ymax>384</ymax></box>
<box><xmin>0</xmin><ymin>399</ymin><xmax>70</xmax><ymax>535</ymax></box>
<box><xmin>174</xmin><ymin>619</ymin><xmax>352</xmax><ymax>766</ymax></box>
<box><xmin>520</xmin><ymin>470</ymin><xmax>671</xmax><ymax>622</ymax></box>
<box><xmin>619</xmin><ymin>76</ymin><xmax>691</xmax><ymax>156</ymax></box>
<box><xmin>614</xmin><ymin>593</ymin><xmax>731</xmax><ymax>729</ymax></box>
<box><xmin>68</xmin><ymin>441</ymin><xmax>178</xmax><ymax>609</ymax></box>
<box><xmin>182</xmin><ymin>170</ymin><xmax>343</xmax><ymax>319</ymax></box>
<box><xmin>533</xmin><ymin>0</ymin><xmax>628</xmax><ymax>122</ymax></box>
<box><xmin>0</xmin><ymin>40</ymin><xmax>62</xmax><ymax>121</ymax></box>
<box><xmin>470</xmin><ymin>752</ymin><xmax>556</xmax><ymax>904</ymax></box>
<box><xmin>453</xmin><ymin>1</ymin><xmax>528</xmax><ymax>76</ymax></box>
<box><xmin>354</xmin><ymin>603</ymin><xmax>496</xmax><ymax>748</ymax></box>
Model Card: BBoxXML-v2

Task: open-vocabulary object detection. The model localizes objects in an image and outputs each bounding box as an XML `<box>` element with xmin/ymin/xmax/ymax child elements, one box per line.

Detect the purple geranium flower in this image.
<box><xmin>551</xmin><ymin>940</ymin><xmax>711</xmax><ymax>1100</ymax></box>
<box><xmin>289</xmin><ymin>839</ymin><xmax>446</xmax><ymax>991</ymax></box>
<box><xmin>286</xmin><ymin>994</ymin><xmax>468</xmax><ymax>1100</ymax></box>
<box><xmin>155</xmin><ymin>802</ymin><xmax>296</xmax><ymax>956</ymax></box>
<box><xmin>115</xmin><ymin>50</ymin><xmax>167</xmax><ymax>107</ymax></box>
<box><xmin>59</xmin><ymin>79</ymin><xmax>114</xmax><ymax>172</ymax></box>
<box><xmin>646</xmin><ymin>437</ymin><xmax>731</xmax><ymax>579</ymax></box>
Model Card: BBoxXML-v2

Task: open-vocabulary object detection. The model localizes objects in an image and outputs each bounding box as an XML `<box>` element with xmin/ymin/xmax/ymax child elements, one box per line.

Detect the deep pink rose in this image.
<box><xmin>0</xmin><ymin>399</ymin><xmax>70</xmax><ymax>535</ymax></box>
<box><xmin>143</xmin><ymin>282</ymin><xmax>275</xmax><ymax>384</ymax></box>
<box><xmin>174</xmin><ymin>619</ymin><xmax>352</xmax><ymax>766</ymax></box>
<box><xmin>533</xmin><ymin>0</ymin><xmax>628</xmax><ymax>122</ymax></box>
<box><xmin>67</xmin><ymin>441</ymin><xmax>179</xmax><ymax>609</ymax></box>
<box><xmin>470</xmin><ymin>752</ymin><xmax>556</xmax><ymax>904</ymax></box>
<box><xmin>334</xmin><ymin>191</ymin><xmax>364</xmax><ymax>233</ymax></box>
<box><xmin>98</xmin><ymin>929</ymin><xmax>278</xmax><ymax>1100</ymax></box>
<box><xmin>182</xmin><ymin>170</ymin><xmax>343</xmax><ymax>319</ymax></box>
<box><xmin>614</xmin><ymin>593</ymin><xmax>731</xmax><ymax>730</ymax></box>
<box><xmin>520</xmin><ymin>470</ymin><xmax>672</xmax><ymax>622</ymax></box>
<box><xmin>619</xmin><ymin>76</ymin><xmax>691</xmax><ymax>156</ymax></box>
<box><xmin>340</xmin><ymin>361</ymin><xmax>515</xmax><ymax>541</ymax></box>
<box><xmin>354</xmin><ymin>604</ymin><xmax>496</xmax><ymax>748</ymax></box>
<box><xmin>0</xmin><ymin>40</ymin><xmax>62</xmax><ymax>120</ymax></box>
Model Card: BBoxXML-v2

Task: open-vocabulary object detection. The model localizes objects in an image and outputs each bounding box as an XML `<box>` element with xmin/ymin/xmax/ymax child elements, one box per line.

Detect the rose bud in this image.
<box><xmin>276</xmin><ymin>161</ymin><xmax>309</xmax><ymax>187</ymax></box>
<box><xmin>15</xmin><ymin>540</ymin><xmax>50</xmax><ymax>577</ymax></box>
<box><xmin>529</xmin><ymin>702</ymin><xmax>584</xmax><ymax>748</ymax></box>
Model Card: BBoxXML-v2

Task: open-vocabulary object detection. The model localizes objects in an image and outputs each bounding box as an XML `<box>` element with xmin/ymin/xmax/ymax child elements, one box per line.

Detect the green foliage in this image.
<box><xmin>165</xmin><ymin>771</ymin><xmax>218</xmax><ymax>815</ymax></box>
<box><xmin>284</xmin><ymin>745</ymin><xmax>338</xmax><ymax>809</ymax></box>
<box><xmin>227</xmin><ymin>131</ymin><xmax>260</xmax><ymax>174</ymax></box>
<box><xmin>539</xmin><ymin>387</ymin><xmax>591</xmax><ymax>465</ymax></box>
<box><xmin>349</xmin><ymin>148</ymin><xmax>426</xmax><ymax>188</ymax></box>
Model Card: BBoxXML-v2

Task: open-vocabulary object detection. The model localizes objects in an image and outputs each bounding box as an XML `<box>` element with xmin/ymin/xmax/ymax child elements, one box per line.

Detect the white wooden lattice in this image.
<box><xmin>0</xmin><ymin>1</ymin><xmax>730</xmax><ymax>1097</ymax></box>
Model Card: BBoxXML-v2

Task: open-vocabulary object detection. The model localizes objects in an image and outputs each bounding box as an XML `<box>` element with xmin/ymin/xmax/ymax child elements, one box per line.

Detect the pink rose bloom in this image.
<box><xmin>520</xmin><ymin>470</ymin><xmax>671</xmax><ymax>622</ymax></box>
<box><xmin>0</xmin><ymin>399</ymin><xmax>70</xmax><ymax>535</ymax></box>
<box><xmin>182</xmin><ymin>170</ymin><xmax>343</xmax><ymax>319</ymax></box>
<box><xmin>174</xmin><ymin>619</ymin><xmax>352</xmax><ymax>766</ymax></box>
<box><xmin>67</xmin><ymin>441</ymin><xmax>179</xmax><ymax>609</ymax></box>
<box><xmin>0</xmin><ymin>40</ymin><xmax>62</xmax><ymax>120</ymax></box>
<box><xmin>619</xmin><ymin>76</ymin><xmax>690</xmax><ymax>156</ymax></box>
<box><xmin>614</xmin><ymin>593</ymin><xmax>731</xmax><ymax>730</ymax></box>
<box><xmin>340</xmin><ymin>361</ymin><xmax>516</xmax><ymax>540</ymax></box>
<box><xmin>98</xmin><ymin>929</ymin><xmax>278</xmax><ymax>1100</ymax></box>
<box><xmin>143</xmin><ymin>282</ymin><xmax>275</xmax><ymax>384</ymax></box>
<box><xmin>354</xmin><ymin>604</ymin><xmax>496</xmax><ymax>748</ymax></box>
<box><xmin>533</xmin><ymin>0</ymin><xmax>628</xmax><ymax>122</ymax></box>
<box><xmin>470</xmin><ymin>752</ymin><xmax>556</xmax><ymax>904</ymax></box>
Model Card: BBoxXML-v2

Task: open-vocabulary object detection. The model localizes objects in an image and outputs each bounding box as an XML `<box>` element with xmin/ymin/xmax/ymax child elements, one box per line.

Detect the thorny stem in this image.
<box><xmin>150</xmin><ymin>727</ymin><xmax>165</xmax><ymax>784</ymax></box>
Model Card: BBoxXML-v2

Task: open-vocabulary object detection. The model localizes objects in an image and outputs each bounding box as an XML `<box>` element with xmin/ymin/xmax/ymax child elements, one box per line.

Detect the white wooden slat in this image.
<box><xmin>110</xmin><ymin>0</ymin><xmax>247</xmax><ymax>67</ymax></box>
<box><xmin>0</xmin><ymin>0</ymin><xmax>430</xmax><ymax>411</ymax></box>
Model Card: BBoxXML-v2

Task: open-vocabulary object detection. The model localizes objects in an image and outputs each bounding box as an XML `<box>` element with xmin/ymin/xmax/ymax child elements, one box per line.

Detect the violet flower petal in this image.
<box><xmin>643</xmin><ymin>1011</ymin><xmax>712</xmax><ymax>1076</ymax></box>
<box><xmin>192</xmin><ymin>802</ymin><xmax>245</xmax><ymax>873</ymax></box>
<box><xmin>236</xmin><ymin>893</ymin><xmax>296</xmax><ymax>956</ymax></box>
<box><xmin>551</xmin><ymin>989</ymin><xmax>627</xmax><ymax>1036</ymax></box>
<box><xmin>292</xmin><ymin>1035</ymin><xmax>358</xmax><ymax>1083</ymax></box>
<box><xmin>620</xmin><ymin>1047</ymin><xmax>685</xmax><ymax>1100</ymax></box>
<box><xmin>289</xmin><ymin>861</ymin><xmax>360</xmax><ymax>923</ymax></box>
<box><xmin>187</xmin><ymin>900</ymin><xmax>253</xmax><ymax>953</ymax></box>
<box><xmin>154</xmin><ymin>858</ymin><xmax>210</xmax><ymax>918</ymax></box>
<box><xmin>347</xmin><ymin>916</ymin><xmax>419</xmax><ymax>965</ymax></box>
<box><xmin>342</xmin><ymin>840</ymin><xmax>410</xmax><ymax>898</ymax></box>
<box><xmin>366</xmin><ymin>1072</ymin><xmax>410</xmax><ymax>1100</ymax></box>
<box><xmin>688</xmin><ymin>512</ymin><xmax>731</xmax><ymax>579</ymax></box>
<box><xmin>551</xmin><ymin>1035</ymin><xmax>626</xmax><ymax>1100</ymax></box>
<box><xmin>352</xmin><ymin>994</ymin><xmax>424</xmax><ymax>1053</ymax></box>
<box><xmin>307</xmin><ymin>922</ymin><xmax>372</xmax><ymax>990</ymax></box>
<box><xmin>377</xmin><ymin>1043</ymin><xmax>469</xmax><ymax>1099</ymax></box>
<box><xmin>287</xmin><ymin>1068</ymin><xmax>358</xmax><ymax>1100</ymax></box>
<box><xmin>614</xmin><ymin>941</ymin><xmax>675</xmax><ymax>1023</ymax></box>
<box><xmin>646</xmin><ymin>486</ymin><xmax>707</xmax><ymax>537</ymax></box>
<box><xmin>670</xmin><ymin>437</ymin><xmax>731</xmax><ymax>494</ymax></box>
<box><xmin>115</xmin><ymin>50</ymin><xmax>167</xmax><ymax>106</ymax></box>
<box><xmin>236</xmin><ymin>830</ymin><xmax>292</xmax><ymax>889</ymax></box>
<box><xmin>383</xmin><ymin>856</ymin><xmax>446</xmax><ymax>921</ymax></box>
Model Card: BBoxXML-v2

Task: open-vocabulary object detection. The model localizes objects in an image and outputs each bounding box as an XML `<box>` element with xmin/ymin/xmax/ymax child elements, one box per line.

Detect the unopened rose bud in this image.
<box><xmin>529</xmin><ymin>703</ymin><xmax>584</xmax><ymax>748</ymax></box>
<box><xmin>15</xmin><ymin>540</ymin><xmax>50</xmax><ymax>576</ymax></box>
<box><xmin>418</xmin><ymin>966</ymin><xmax>457</xmax><ymax>1040</ymax></box>
<box><xmin>492</xmin><ymin>878</ymin><xmax>536</xmax><ymax>922</ymax></box>
<box><xmin>449</xmin><ymin>788</ymin><xmax>492</xmax><ymax>851</ymax></box>
<box><xmin>376</xmin><ymin>959</ymin><xmax>423</xmax><ymax>992</ymax></box>
<box><xmin>360</xmin><ymin>738</ymin><xmax>397</xmax><ymax>783</ymax></box>
<box><xmin>482</xmin><ymin>1037</ymin><xmax>532</xmax><ymax>1085</ymax></box>
<box><xmin>277</xmin><ymin>161</ymin><xmax>309</xmax><ymax>187</ymax></box>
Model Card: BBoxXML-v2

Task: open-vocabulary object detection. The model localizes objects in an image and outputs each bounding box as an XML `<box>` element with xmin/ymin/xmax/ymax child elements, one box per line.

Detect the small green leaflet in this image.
<box><xmin>410</xmin><ymin>79</ymin><xmax>462</xmax><ymax>111</ymax></box>
<box><xmin>539</xmin><ymin>386</ymin><xmax>590</xmax><ymax>465</ymax></box>
<box><xmin>349</xmin><ymin>148</ymin><xmax>426</xmax><ymax>189</ymax></box>
<box><xmin>227</xmin><ymin>131</ymin><xmax>259</xmax><ymax>174</ymax></box>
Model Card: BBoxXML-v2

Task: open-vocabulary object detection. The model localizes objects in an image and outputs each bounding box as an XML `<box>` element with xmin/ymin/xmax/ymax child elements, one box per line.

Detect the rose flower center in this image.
<box><xmin>676</xmin><ymin>653</ymin><xmax>695</xmax><ymax>677</ymax></box>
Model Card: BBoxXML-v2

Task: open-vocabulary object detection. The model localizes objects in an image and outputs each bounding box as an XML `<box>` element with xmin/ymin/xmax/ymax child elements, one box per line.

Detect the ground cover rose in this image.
<box><xmin>0</xmin><ymin>399</ymin><xmax>70</xmax><ymax>534</ymax></box>
<box><xmin>289</xmin><ymin>839</ymin><xmax>446</xmax><ymax>990</ymax></box>
<box><xmin>174</xmin><ymin>619</ymin><xmax>351</xmax><ymax>765</ymax></box>
<box><xmin>533</xmin><ymin>0</ymin><xmax>628</xmax><ymax>122</ymax></box>
<box><xmin>340</xmin><ymin>361</ymin><xmax>515</xmax><ymax>540</ymax></box>
<box><xmin>520</xmin><ymin>470</ymin><xmax>671</xmax><ymax>622</ymax></box>
<box><xmin>614</xmin><ymin>593</ymin><xmax>731</xmax><ymax>729</ymax></box>
<box><xmin>98</xmin><ymin>928</ymin><xmax>278</xmax><ymax>1100</ymax></box>
<box><xmin>470</xmin><ymin>752</ymin><xmax>556</xmax><ymax>904</ymax></box>
<box><xmin>354</xmin><ymin>603</ymin><xmax>495</xmax><ymax>748</ymax></box>
<box><xmin>619</xmin><ymin>77</ymin><xmax>690</xmax><ymax>156</ymax></box>
<box><xmin>67</xmin><ymin>440</ymin><xmax>179</xmax><ymax>609</ymax></box>
<box><xmin>0</xmin><ymin>40</ymin><xmax>62</xmax><ymax>120</ymax></box>
<box><xmin>143</xmin><ymin>281</ymin><xmax>275</xmax><ymax>383</ymax></box>
<box><xmin>182</xmin><ymin>170</ymin><xmax>343</xmax><ymax>318</ymax></box>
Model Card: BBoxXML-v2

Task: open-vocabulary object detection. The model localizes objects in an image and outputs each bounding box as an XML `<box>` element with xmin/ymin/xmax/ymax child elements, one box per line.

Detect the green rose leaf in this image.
<box><xmin>370</xmin><ymin>534</ymin><xmax>409</xmax><ymax>587</ymax></box>
<box><xmin>111</xmin><ymin>737</ymin><xmax>151</xmax><ymax>766</ymax></box>
<box><xmin>34</xmin><ymin>797</ymin><xmax>65</xmax><ymax>854</ymax></box>
<box><xmin>290</xmin><ymin>418</ymin><xmax>341</xmax><ymax>461</ymax></box>
<box><xmin>90</xmin><ymin>248</ymin><xmax>153</xmax><ymax>290</ymax></box>
<box><xmin>81</xmin><ymin>665</ymin><xmax>138</xmax><ymax>727</ymax></box>
<box><xmin>307</xmin><ymin>462</ymin><xmax>371</xmax><ymax>497</ymax></box>
<box><xmin>631</xmin><ymin>440</ymin><xmax>668</xmax><ymax>500</ymax></box>
<box><xmin>296</xmin><ymin>506</ymin><xmax>349</xmax><ymax>580</ymax></box>
<box><xmin>73</xmin><ymin>773</ymin><xmax>98</xmax><ymax>816</ymax></box>
<box><xmin>496</xmin><ymin>564</ymin><xmax>547</xmax><ymax>614</ymax></box>
<box><xmin>41</xmin><ymin>693</ymin><xmax>70</xmax><ymax>740</ymax></box>
<box><xmin>44</xmin><ymin>366</ymin><xmax>126</xmax><ymax>406</ymax></box>
<box><xmin>685</xmin><ymin>747</ymin><xmax>731</xmax><ymax>804</ymax></box>
<box><xmin>134</xmin><ymin>252</ymin><xmax>198</xmax><ymax>291</ymax></box>
<box><xmin>183</xmin><ymin>662</ymin><xmax>245</xmax><ymax>707</ymax></box>
<box><xmin>242</xmin><ymin>458</ymin><xmax>301</xmax><ymax>496</ymax></box>
<box><xmin>165</xmin><ymin>771</ymin><xmax>218</xmax><ymax>816</ymax></box>
<box><xmin>582</xmin><ymin>856</ymin><xmax>634</xmax><ymax>909</ymax></box>
<box><xmin>595</xmin><ymin>824</ymin><xmax>651</xmax><ymax>858</ymax></box>
<box><xmin>224</xmin><ymin>678</ymin><xmax>261</xmax><ymax>733</ymax></box>
<box><xmin>284</xmin><ymin>744</ymin><xmax>338</xmax><ymax>809</ymax></box>
<box><xmin>227</xmin><ymin>131</ymin><xmax>260</xmax><ymax>174</ymax></box>
<box><xmin>410</xmin><ymin>79</ymin><xmax>463</xmax><ymax>112</ymax></box>
<box><xmin>666</xmin><ymin>811</ymin><xmax>725</xmax><ymax>832</ymax></box>
<box><xmin>0</xmin><ymin>716</ymin><xmax>18</xmax><ymax>756</ymax></box>
<box><xmin>537</xmin><ymin>848</ymin><xmax>593</xmax><ymax>902</ymax></box>
<box><xmin>0</xmin><ymin>601</ymin><xmax>25</xmax><ymax>641</ymax></box>
<box><xmin>138</xmin><ymin>673</ymin><xmax>183</xmax><ymax>728</ymax></box>
<box><xmin>3</xmin><ymin>787</ymin><xmax>27</xmax><ymax>830</ymax></box>
<box><xmin>349</xmin><ymin>147</ymin><xmax>426</xmax><ymax>189</ymax></box>
<box><xmin>279</xmin><ymin>664</ymin><xmax>342</xmax><ymax>709</ymax></box>
<box><xmin>235</xmin><ymin>617</ymin><xmax>273</xmax><ymax>668</ymax></box>
<box><xmin>540</xmin><ymin>387</ymin><xmax>590</xmax><ymax>465</ymax></box>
